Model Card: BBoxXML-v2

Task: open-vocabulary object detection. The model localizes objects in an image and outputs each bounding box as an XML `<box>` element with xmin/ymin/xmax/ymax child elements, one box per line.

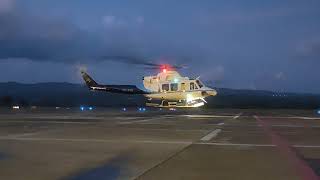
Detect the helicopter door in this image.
<box><xmin>181</xmin><ymin>83</ymin><xmax>186</xmax><ymax>91</ymax></box>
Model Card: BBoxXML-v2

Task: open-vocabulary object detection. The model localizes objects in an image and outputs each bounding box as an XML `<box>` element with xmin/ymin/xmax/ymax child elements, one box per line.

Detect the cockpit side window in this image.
<box><xmin>196</xmin><ymin>80</ymin><xmax>204</xmax><ymax>88</ymax></box>
<box><xmin>170</xmin><ymin>83</ymin><xmax>178</xmax><ymax>91</ymax></box>
<box><xmin>162</xmin><ymin>84</ymin><xmax>169</xmax><ymax>91</ymax></box>
<box><xmin>190</xmin><ymin>82</ymin><xmax>195</xmax><ymax>90</ymax></box>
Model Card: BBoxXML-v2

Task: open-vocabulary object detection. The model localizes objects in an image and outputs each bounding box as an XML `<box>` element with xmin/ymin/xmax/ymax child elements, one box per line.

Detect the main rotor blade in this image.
<box><xmin>100</xmin><ymin>55</ymin><xmax>187</xmax><ymax>69</ymax></box>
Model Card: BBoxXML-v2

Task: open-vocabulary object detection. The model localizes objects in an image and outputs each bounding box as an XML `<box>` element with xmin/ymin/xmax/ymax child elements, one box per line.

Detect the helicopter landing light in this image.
<box><xmin>186</xmin><ymin>94</ymin><xmax>193</xmax><ymax>102</ymax></box>
<box><xmin>192</xmin><ymin>102</ymin><xmax>205</xmax><ymax>107</ymax></box>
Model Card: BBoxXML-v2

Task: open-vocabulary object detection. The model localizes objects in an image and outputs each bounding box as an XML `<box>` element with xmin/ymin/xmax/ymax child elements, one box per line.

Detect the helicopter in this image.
<box><xmin>81</xmin><ymin>64</ymin><xmax>217</xmax><ymax>108</ymax></box>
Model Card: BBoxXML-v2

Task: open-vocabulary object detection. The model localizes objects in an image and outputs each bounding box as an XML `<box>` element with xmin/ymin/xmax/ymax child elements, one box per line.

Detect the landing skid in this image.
<box><xmin>146</xmin><ymin>100</ymin><xmax>205</xmax><ymax>108</ymax></box>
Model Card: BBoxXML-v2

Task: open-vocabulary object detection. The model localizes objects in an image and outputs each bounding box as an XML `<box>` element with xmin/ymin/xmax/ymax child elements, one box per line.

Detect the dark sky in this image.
<box><xmin>0</xmin><ymin>0</ymin><xmax>319</xmax><ymax>93</ymax></box>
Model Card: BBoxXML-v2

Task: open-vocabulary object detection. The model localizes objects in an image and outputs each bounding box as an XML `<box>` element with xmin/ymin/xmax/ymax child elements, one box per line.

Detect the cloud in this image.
<box><xmin>201</xmin><ymin>65</ymin><xmax>225</xmax><ymax>81</ymax></box>
<box><xmin>102</xmin><ymin>15</ymin><xmax>144</xmax><ymax>28</ymax></box>
<box><xmin>0</xmin><ymin>8</ymin><xmax>163</xmax><ymax>65</ymax></box>
<box><xmin>0</xmin><ymin>16</ymin><xmax>88</xmax><ymax>61</ymax></box>
<box><xmin>295</xmin><ymin>38</ymin><xmax>320</xmax><ymax>61</ymax></box>
<box><xmin>274</xmin><ymin>72</ymin><xmax>286</xmax><ymax>80</ymax></box>
<box><xmin>102</xmin><ymin>15</ymin><xmax>122</xmax><ymax>27</ymax></box>
<box><xmin>0</xmin><ymin>9</ymin><xmax>124</xmax><ymax>63</ymax></box>
<box><xmin>196</xmin><ymin>7</ymin><xmax>301</xmax><ymax>26</ymax></box>
<box><xmin>0</xmin><ymin>0</ymin><xmax>14</xmax><ymax>13</ymax></box>
<box><xmin>136</xmin><ymin>16</ymin><xmax>144</xmax><ymax>24</ymax></box>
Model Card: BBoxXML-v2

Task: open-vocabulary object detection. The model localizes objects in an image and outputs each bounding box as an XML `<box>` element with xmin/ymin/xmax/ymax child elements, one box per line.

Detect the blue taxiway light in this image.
<box><xmin>317</xmin><ymin>109</ymin><xmax>320</xmax><ymax>115</ymax></box>
<box><xmin>88</xmin><ymin>107</ymin><xmax>93</xmax><ymax>111</ymax></box>
<box><xmin>138</xmin><ymin>107</ymin><xmax>146</xmax><ymax>112</ymax></box>
<box><xmin>80</xmin><ymin>106</ymin><xmax>85</xmax><ymax>111</ymax></box>
<box><xmin>122</xmin><ymin>108</ymin><xmax>127</xmax><ymax>111</ymax></box>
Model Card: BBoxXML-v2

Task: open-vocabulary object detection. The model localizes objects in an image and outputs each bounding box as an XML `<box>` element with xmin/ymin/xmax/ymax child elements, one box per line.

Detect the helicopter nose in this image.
<box><xmin>208</xmin><ymin>89</ymin><xmax>217</xmax><ymax>96</ymax></box>
<box><xmin>201</xmin><ymin>89</ymin><xmax>217</xmax><ymax>97</ymax></box>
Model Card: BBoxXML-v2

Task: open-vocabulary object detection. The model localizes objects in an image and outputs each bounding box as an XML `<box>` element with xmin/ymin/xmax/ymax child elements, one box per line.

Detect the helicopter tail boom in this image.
<box><xmin>81</xmin><ymin>71</ymin><xmax>99</xmax><ymax>87</ymax></box>
<box><xmin>81</xmin><ymin>71</ymin><xmax>147</xmax><ymax>94</ymax></box>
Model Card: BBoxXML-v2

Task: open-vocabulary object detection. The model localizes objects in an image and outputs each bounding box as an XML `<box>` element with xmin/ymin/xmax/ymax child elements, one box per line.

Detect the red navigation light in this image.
<box><xmin>161</xmin><ymin>64</ymin><xmax>168</xmax><ymax>73</ymax></box>
<box><xmin>163</xmin><ymin>68</ymin><xmax>167</xmax><ymax>73</ymax></box>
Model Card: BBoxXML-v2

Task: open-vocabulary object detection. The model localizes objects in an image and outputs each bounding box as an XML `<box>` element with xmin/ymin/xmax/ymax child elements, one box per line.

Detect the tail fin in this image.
<box><xmin>81</xmin><ymin>71</ymin><xmax>98</xmax><ymax>87</ymax></box>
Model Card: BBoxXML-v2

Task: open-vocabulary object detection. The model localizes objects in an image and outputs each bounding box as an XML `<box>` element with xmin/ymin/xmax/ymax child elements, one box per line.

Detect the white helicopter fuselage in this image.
<box><xmin>143</xmin><ymin>70</ymin><xmax>217</xmax><ymax>106</ymax></box>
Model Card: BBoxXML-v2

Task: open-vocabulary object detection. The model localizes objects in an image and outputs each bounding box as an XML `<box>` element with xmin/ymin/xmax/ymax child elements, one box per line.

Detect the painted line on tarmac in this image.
<box><xmin>183</xmin><ymin>115</ymin><xmax>235</xmax><ymax>118</ymax></box>
<box><xmin>197</xmin><ymin>143</ymin><xmax>320</xmax><ymax>148</ymax></box>
<box><xmin>289</xmin><ymin>116</ymin><xmax>320</xmax><ymax>120</ymax></box>
<box><xmin>254</xmin><ymin>115</ymin><xmax>319</xmax><ymax>180</ymax></box>
<box><xmin>0</xmin><ymin>137</ymin><xmax>192</xmax><ymax>145</ymax></box>
<box><xmin>115</xmin><ymin>117</ymin><xmax>142</xmax><ymax>120</ymax></box>
<box><xmin>260</xmin><ymin>116</ymin><xmax>320</xmax><ymax>120</ymax></box>
<box><xmin>0</xmin><ymin>115</ymin><xmax>143</xmax><ymax>121</ymax></box>
<box><xmin>23</xmin><ymin>116</ymin><xmax>106</xmax><ymax>120</ymax></box>
<box><xmin>118</xmin><ymin>117</ymin><xmax>168</xmax><ymax>124</ymax></box>
<box><xmin>1</xmin><ymin>132</ymin><xmax>41</xmax><ymax>139</ymax></box>
<box><xmin>233</xmin><ymin>113</ymin><xmax>242</xmax><ymax>119</ymax></box>
<box><xmin>200</xmin><ymin>129</ymin><xmax>222</xmax><ymax>141</ymax></box>
<box><xmin>0</xmin><ymin>120</ymin><xmax>94</xmax><ymax>124</ymax></box>
<box><xmin>293</xmin><ymin>145</ymin><xmax>320</xmax><ymax>148</ymax></box>
<box><xmin>272</xmin><ymin>124</ymin><xmax>320</xmax><ymax>128</ymax></box>
<box><xmin>217</xmin><ymin>122</ymin><xmax>225</xmax><ymax>126</ymax></box>
<box><xmin>118</xmin><ymin>119</ymin><xmax>151</xmax><ymax>124</ymax></box>
<box><xmin>0</xmin><ymin>136</ymin><xmax>320</xmax><ymax>148</ymax></box>
<box><xmin>126</xmin><ymin>128</ymin><xmax>207</xmax><ymax>132</ymax></box>
<box><xmin>197</xmin><ymin>142</ymin><xmax>275</xmax><ymax>147</ymax></box>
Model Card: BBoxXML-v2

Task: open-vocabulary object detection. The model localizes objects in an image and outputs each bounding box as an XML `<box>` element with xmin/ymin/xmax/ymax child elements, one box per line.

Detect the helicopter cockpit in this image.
<box><xmin>143</xmin><ymin>70</ymin><xmax>206</xmax><ymax>93</ymax></box>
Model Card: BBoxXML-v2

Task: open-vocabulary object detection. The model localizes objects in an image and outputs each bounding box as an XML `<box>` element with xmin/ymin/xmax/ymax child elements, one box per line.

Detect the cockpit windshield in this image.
<box><xmin>196</xmin><ymin>80</ymin><xmax>204</xmax><ymax>88</ymax></box>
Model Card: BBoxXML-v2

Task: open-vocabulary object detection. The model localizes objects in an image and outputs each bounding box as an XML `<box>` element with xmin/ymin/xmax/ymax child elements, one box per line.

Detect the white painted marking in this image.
<box><xmin>293</xmin><ymin>145</ymin><xmax>320</xmax><ymax>148</ymax></box>
<box><xmin>200</xmin><ymin>129</ymin><xmax>222</xmax><ymax>141</ymax></box>
<box><xmin>0</xmin><ymin>115</ymin><xmax>143</xmax><ymax>121</ymax></box>
<box><xmin>118</xmin><ymin>119</ymin><xmax>152</xmax><ymax>124</ymax></box>
<box><xmin>3</xmin><ymin>132</ymin><xmax>40</xmax><ymax>138</ymax></box>
<box><xmin>272</xmin><ymin>124</ymin><xmax>315</xmax><ymax>128</ymax></box>
<box><xmin>197</xmin><ymin>142</ymin><xmax>276</xmax><ymax>147</ymax></box>
<box><xmin>115</xmin><ymin>117</ymin><xmax>142</xmax><ymax>120</ymax></box>
<box><xmin>0</xmin><ymin>137</ymin><xmax>320</xmax><ymax>148</ymax></box>
<box><xmin>28</xmin><ymin>116</ymin><xmax>106</xmax><ymax>120</ymax></box>
<box><xmin>217</xmin><ymin>123</ymin><xmax>225</xmax><ymax>126</ymax></box>
<box><xmin>0</xmin><ymin>121</ymin><xmax>93</xmax><ymax>124</ymax></box>
<box><xmin>118</xmin><ymin>117</ymin><xmax>167</xmax><ymax>124</ymax></box>
<box><xmin>259</xmin><ymin>116</ymin><xmax>320</xmax><ymax>120</ymax></box>
<box><xmin>125</xmin><ymin>128</ymin><xmax>206</xmax><ymax>132</ymax></box>
<box><xmin>197</xmin><ymin>143</ymin><xmax>320</xmax><ymax>148</ymax></box>
<box><xmin>0</xmin><ymin>137</ymin><xmax>192</xmax><ymax>145</ymax></box>
<box><xmin>183</xmin><ymin>115</ymin><xmax>235</xmax><ymax>118</ymax></box>
<box><xmin>290</xmin><ymin>116</ymin><xmax>320</xmax><ymax>120</ymax></box>
<box><xmin>233</xmin><ymin>113</ymin><xmax>242</xmax><ymax>119</ymax></box>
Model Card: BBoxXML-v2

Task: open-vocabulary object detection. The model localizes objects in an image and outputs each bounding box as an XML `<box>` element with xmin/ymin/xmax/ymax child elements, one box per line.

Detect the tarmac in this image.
<box><xmin>0</xmin><ymin>107</ymin><xmax>319</xmax><ymax>180</ymax></box>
